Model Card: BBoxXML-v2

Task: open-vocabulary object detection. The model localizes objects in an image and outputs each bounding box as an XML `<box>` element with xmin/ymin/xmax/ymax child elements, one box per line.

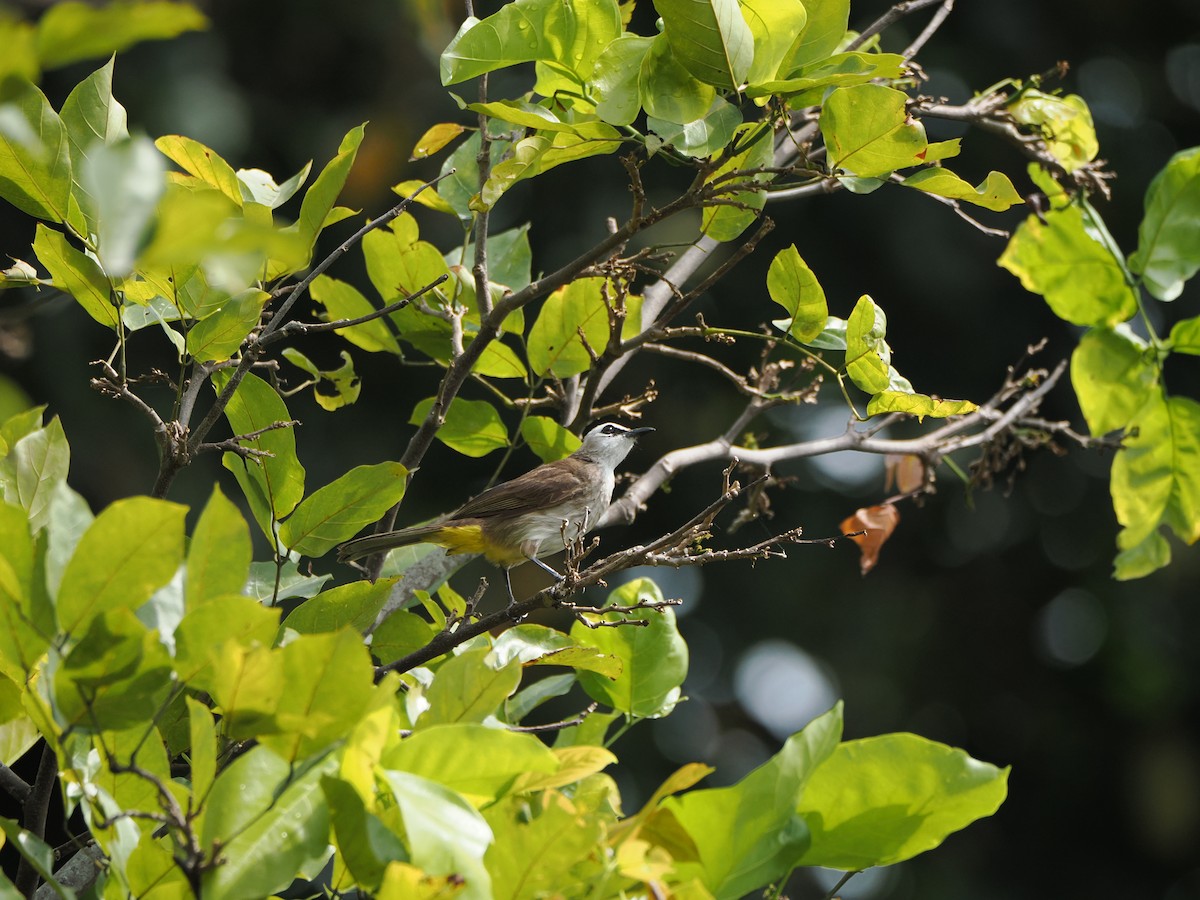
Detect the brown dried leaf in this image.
<box><xmin>885</xmin><ymin>453</ymin><xmax>925</xmax><ymax>494</ymax></box>
<box><xmin>840</xmin><ymin>504</ymin><xmax>900</xmax><ymax>575</ymax></box>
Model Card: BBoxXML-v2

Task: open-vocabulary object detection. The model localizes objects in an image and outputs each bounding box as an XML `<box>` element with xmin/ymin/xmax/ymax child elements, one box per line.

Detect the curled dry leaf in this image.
<box><xmin>840</xmin><ymin>504</ymin><xmax>901</xmax><ymax>575</ymax></box>
<box><xmin>885</xmin><ymin>453</ymin><xmax>926</xmax><ymax>494</ymax></box>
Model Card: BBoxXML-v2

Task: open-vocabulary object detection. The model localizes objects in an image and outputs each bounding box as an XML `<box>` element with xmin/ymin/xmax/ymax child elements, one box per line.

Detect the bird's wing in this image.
<box><xmin>452</xmin><ymin>459</ymin><xmax>585</xmax><ymax>518</ymax></box>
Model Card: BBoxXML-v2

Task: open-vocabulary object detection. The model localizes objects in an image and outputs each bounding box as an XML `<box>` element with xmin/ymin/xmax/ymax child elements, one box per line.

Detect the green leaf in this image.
<box><xmin>173</xmin><ymin>594</ymin><xmax>280</xmax><ymax>690</ymax></box>
<box><xmin>778</xmin><ymin>0</ymin><xmax>849</xmax><ymax>71</ymax></box>
<box><xmin>243</xmin><ymin>560</ymin><xmax>330</xmax><ymax>604</ymax></box>
<box><xmin>279</xmin><ymin>462</ymin><xmax>408</xmax><ymax>557</ymax></box>
<box><xmin>56</xmin><ymin>496</ymin><xmax>186</xmax><ymax>635</ymax></box>
<box><xmin>154</xmin><ymin>133</ymin><xmax>241</xmax><ymax>203</ymax></box>
<box><xmin>384</xmin><ymin>723</ymin><xmax>559</xmax><ymax>803</ymax></box>
<box><xmin>259</xmin><ymin>628</ymin><xmax>377</xmax><ymax>761</ymax></box>
<box><xmin>571</xmin><ymin>578</ymin><xmax>688</xmax><ymax>718</ymax></box>
<box><xmin>31</xmin><ymin>224</ymin><xmax>118</xmax><ymax>329</ymax></box>
<box><xmin>741</xmin><ymin>0</ymin><xmax>808</xmax><ymax>85</ymax></box>
<box><xmin>866</xmin><ymin>391</ymin><xmax>978</xmax><ymax>421</ymax></box>
<box><xmin>1070</xmin><ymin>327</ymin><xmax>1158</xmax><ymax>435</ymax></box>
<box><xmin>666</xmin><ymin>704</ymin><xmax>843</xmax><ymax>898</ymax></box>
<box><xmin>201</xmin><ymin>747</ymin><xmax>335</xmax><ymax>900</ymax></box>
<box><xmin>409</xmin><ymin>397</ymin><xmax>508</xmax><ymax>458</ymax></box>
<box><xmin>797</xmin><ymin>733</ymin><xmax>1009</xmax><ymax>869</ymax></box>
<box><xmin>1111</xmin><ymin>393</ymin><xmax>1200</xmax><ymax>578</ymax></box>
<box><xmin>35</xmin><ymin>1</ymin><xmax>208</xmax><ymax>69</ymax></box>
<box><xmin>900</xmin><ymin>167</ymin><xmax>1023</xmax><ymax>212</ymax></box>
<box><xmin>1170</xmin><ymin>315</ymin><xmax>1200</xmax><ymax>356</ymax></box>
<box><xmin>0</xmin><ymin>501</ymin><xmax>49</xmax><ymax>676</ymax></box>
<box><xmin>746</xmin><ymin>51</ymin><xmax>907</xmax><ymax>102</ymax></box>
<box><xmin>186</xmin><ymin>696</ymin><xmax>217</xmax><ymax>801</ymax></box>
<box><xmin>419</xmin><ymin>648</ymin><xmax>523</xmax><ymax>727</ymax></box>
<box><xmin>185</xmin><ymin>288</ymin><xmax>266</xmax><ymax>362</ymax></box>
<box><xmin>653</xmin><ymin>0</ymin><xmax>753</xmax><ymax>90</ymax></box>
<box><xmin>215</xmin><ymin>371</ymin><xmax>305</xmax><ymax>523</ymax></box>
<box><xmin>845</xmin><ymin>295</ymin><xmax>890</xmax><ymax>394</ymax></box>
<box><xmin>322</xmin><ymin>775</ymin><xmax>407</xmax><ymax>891</ymax></box>
<box><xmin>998</xmin><ymin>204</ymin><xmax>1139</xmax><ymax>326</ymax></box>
<box><xmin>236</xmin><ymin>160</ymin><xmax>311</xmax><ymax>209</ymax></box>
<box><xmin>296</xmin><ymin>124</ymin><xmax>365</xmax><ymax>252</ymax></box>
<box><xmin>450</xmin><ymin>223</ymin><xmax>533</xmax><ymax>295</ymax></box>
<box><xmin>648</xmin><ymin>96</ymin><xmax>743</xmax><ymax>158</ymax></box>
<box><xmin>592</xmin><ymin>34</ymin><xmax>654</xmax><ymax>126</ymax></box>
<box><xmin>81</xmin><ymin>135</ymin><xmax>165</xmax><ymax>276</ymax></box>
<box><xmin>477</xmin><ymin>134</ymin><xmax>549</xmax><ymax>210</ymax></box>
<box><xmin>1007</xmin><ymin>90</ymin><xmax>1098</xmax><ymax>173</ymax></box>
<box><xmin>382</xmin><ymin>771</ymin><xmax>493</xmax><ymax>900</ymax></box>
<box><xmin>281</xmin><ymin>348</ymin><xmax>362</xmax><ymax>410</ymax></box>
<box><xmin>370</xmin><ymin>609</ymin><xmax>438</xmax><ymax>666</ymax></box>
<box><xmin>310</xmin><ymin>274</ymin><xmax>402</xmax><ymax>354</ymax></box>
<box><xmin>701</xmin><ymin>122</ymin><xmax>775</xmax><ymax>241</ymax></box>
<box><xmin>639</xmin><ymin>32</ymin><xmax>716</xmax><ymax>124</ymax></box>
<box><xmin>484</xmin><ymin>792</ymin><xmax>604</xmax><ymax>898</ymax></box>
<box><xmin>527</xmin><ymin>277</ymin><xmax>639</xmax><ymax>378</ymax></box>
<box><xmin>0</xmin><ymin>818</ymin><xmax>74</xmax><ymax>900</ymax></box>
<box><xmin>59</xmin><ymin>57</ymin><xmax>129</xmax><ymax>177</ymax></box>
<box><xmin>1128</xmin><ymin>146</ymin><xmax>1200</xmax><ymax>301</ymax></box>
<box><xmin>282</xmin><ymin>578</ymin><xmax>398</xmax><ymax>635</ymax></box>
<box><xmin>53</xmin><ymin>607</ymin><xmax>173</xmax><ymax>732</ymax></box>
<box><xmin>0</xmin><ymin>79</ymin><xmax>73</xmax><ymax>224</ymax></box>
<box><xmin>0</xmin><ymin>19</ymin><xmax>38</xmax><ymax>84</ymax></box>
<box><xmin>520</xmin><ymin>415</ymin><xmax>581</xmax><ymax>462</ymax></box>
<box><xmin>186</xmin><ymin>485</ymin><xmax>251</xmax><ymax>608</ymax></box>
<box><xmin>821</xmin><ymin>84</ymin><xmax>933</xmax><ymax>178</ymax></box>
<box><xmin>490</xmin><ymin>623</ymin><xmax>623</xmax><ymax>679</ymax></box>
<box><xmin>2</xmin><ymin>415</ymin><xmax>70</xmax><ymax>533</ymax></box>
<box><xmin>767</xmin><ymin>245</ymin><xmax>827</xmax><ymax>343</ymax></box>
<box><xmin>439</xmin><ymin>0</ymin><xmax>621</xmax><ymax>86</ymax></box>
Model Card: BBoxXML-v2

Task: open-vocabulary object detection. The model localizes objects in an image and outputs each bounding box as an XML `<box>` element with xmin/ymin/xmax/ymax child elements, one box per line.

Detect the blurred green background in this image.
<box><xmin>2</xmin><ymin>0</ymin><xmax>1200</xmax><ymax>896</ymax></box>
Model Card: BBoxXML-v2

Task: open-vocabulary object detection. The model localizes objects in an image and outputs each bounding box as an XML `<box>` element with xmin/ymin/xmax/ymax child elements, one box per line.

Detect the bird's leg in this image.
<box><xmin>527</xmin><ymin>556</ymin><xmax>565</xmax><ymax>582</ymax></box>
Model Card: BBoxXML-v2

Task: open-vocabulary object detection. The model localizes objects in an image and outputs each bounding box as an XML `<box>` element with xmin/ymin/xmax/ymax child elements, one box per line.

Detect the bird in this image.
<box><xmin>338</xmin><ymin>422</ymin><xmax>654</xmax><ymax>603</ymax></box>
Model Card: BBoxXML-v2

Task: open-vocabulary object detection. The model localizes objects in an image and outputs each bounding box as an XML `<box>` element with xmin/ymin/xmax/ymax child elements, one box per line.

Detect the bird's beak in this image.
<box><xmin>626</xmin><ymin>427</ymin><xmax>655</xmax><ymax>438</ymax></box>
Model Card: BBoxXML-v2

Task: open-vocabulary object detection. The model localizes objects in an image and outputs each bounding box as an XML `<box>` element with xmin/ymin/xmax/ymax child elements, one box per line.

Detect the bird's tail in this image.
<box><xmin>337</xmin><ymin>524</ymin><xmax>444</xmax><ymax>562</ymax></box>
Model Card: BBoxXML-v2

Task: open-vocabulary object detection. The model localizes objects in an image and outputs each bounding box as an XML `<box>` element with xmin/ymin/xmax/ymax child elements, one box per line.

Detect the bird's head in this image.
<box><xmin>575</xmin><ymin>422</ymin><xmax>654</xmax><ymax>468</ymax></box>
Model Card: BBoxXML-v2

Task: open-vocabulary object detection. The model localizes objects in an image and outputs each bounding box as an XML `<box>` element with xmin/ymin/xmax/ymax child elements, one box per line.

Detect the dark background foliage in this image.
<box><xmin>2</xmin><ymin>0</ymin><xmax>1200</xmax><ymax>896</ymax></box>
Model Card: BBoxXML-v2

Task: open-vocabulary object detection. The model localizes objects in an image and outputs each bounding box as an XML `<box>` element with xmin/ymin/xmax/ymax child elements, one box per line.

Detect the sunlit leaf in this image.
<box><xmin>653</xmin><ymin>0</ymin><xmax>753</xmax><ymax>90</ymax></box>
<box><xmin>798</xmin><ymin>733</ymin><xmax>1009</xmax><ymax>869</ymax></box>
<box><xmin>410</xmin><ymin>122</ymin><xmax>466</xmax><ymax>160</ymax></box>
<box><xmin>279</xmin><ymin>462</ymin><xmax>408</xmax><ymax>557</ymax></box>
<box><xmin>839</xmin><ymin>504</ymin><xmax>899</xmax><ymax>575</ymax></box>
<box><xmin>998</xmin><ymin>204</ymin><xmax>1138</xmax><ymax>326</ymax></box>
<box><xmin>571</xmin><ymin>579</ymin><xmax>687</xmax><ymax>719</ymax></box>
<box><xmin>410</xmin><ymin>396</ymin><xmax>507</xmax><ymax>458</ymax></box>
<box><xmin>1127</xmin><ymin>146</ymin><xmax>1200</xmax><ymax>301</ymax></box>
<box><xmin>1008</xmin><ymin>90</ymin><xmax>1098</xmax><ymax>173</ymax></box>
<box><xmin>35</xmin><ymin>1</ymin><xmax>208</xmax><ymax>69</ymax></box>
<box><xmin>520</xmin><ymin>416</ymin><xmax>581</xmax><ymax>462</ymax></box>
<box><xmin>900</xmin><ymin>167</ymin><xmax>1023</xmax><ymax>212</ymax></box>
<box><xmin>1070</xmin><ymin>326</ymin><xmax>1158</xmax><ymax>435</ymax></box>
<box><xmin>767</xmin><ymin>244</ymin><xmax>827</xmax><ymax>343</ymax></box>
<box><xmin>57</xmin><ymin>496</ymin><xmax>186</xmax><ymax>634</ymax></box>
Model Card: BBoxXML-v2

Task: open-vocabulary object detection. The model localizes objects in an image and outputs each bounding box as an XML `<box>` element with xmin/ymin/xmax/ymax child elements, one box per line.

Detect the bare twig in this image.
<box><xmin>506</xmin><ymin>703</ymin><xmax>599</xmax><ymax>733</ymax></box>
<box><xmin>260</xmin><ymin>275</ymin><xmax>447</xmax><ymax>344</ymax></box>
<box><xmin>0</xmin><ymin>761</ymin><xmax>31</xmax><ymax>803</ymax></box>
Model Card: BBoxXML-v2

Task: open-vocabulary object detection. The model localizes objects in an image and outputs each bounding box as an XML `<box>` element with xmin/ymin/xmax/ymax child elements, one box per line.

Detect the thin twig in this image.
<box><xmin>506</xmin><ymin>703</ymin><xmax>599</xmax><ymax>733</ymax></box>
